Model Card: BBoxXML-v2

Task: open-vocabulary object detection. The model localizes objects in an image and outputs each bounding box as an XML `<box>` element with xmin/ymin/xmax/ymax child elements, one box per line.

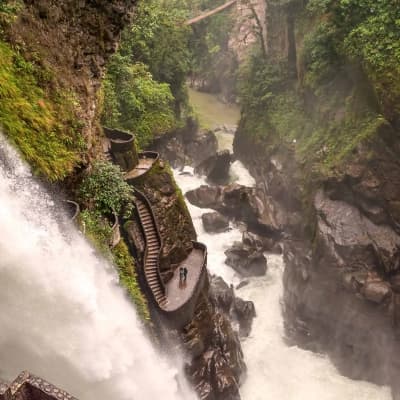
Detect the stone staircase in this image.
<box><xmin>134</xmin><ymin>193</ymin><xmax>168</xmax><ymax>308</ymax></box>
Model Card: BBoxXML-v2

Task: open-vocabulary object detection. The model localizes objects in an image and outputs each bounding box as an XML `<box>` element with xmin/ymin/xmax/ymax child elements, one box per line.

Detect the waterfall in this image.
<box><xmin>0</xmin><ymin>133</ymin><xmax>195</xmax><ymax>400</ymax></box>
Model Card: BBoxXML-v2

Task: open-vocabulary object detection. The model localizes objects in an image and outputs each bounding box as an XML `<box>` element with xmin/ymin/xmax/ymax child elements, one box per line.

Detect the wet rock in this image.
<box><xmin>186</xmin><ymin>185</ymin><xmax>222</xmax><ymax>208</ymax></box>
<box><xmin>362</xmin><ymin>280</ymin><xmax>391</xmax><ymax>303</ymax></box>
<box><xmin>186</xmin><ymin>183</ymin><xmax>280</xmax><ymax>234</ymax></box>
<box><xmin>233</xmin><ymin>297</ymin><xmax>256</xmax><ymax>337</ymax></box>
<box><xmin>202</xmin><ymin>212</ymin><xmax>230</xmax><ymax>233</ymax></box>
<box><xmin>183</xmin><ymin>295</ymin><xmax>245</xmax><ymax>400</ymax></box>
<box><xmin>152</xmin><ymin>121</ymin><xmax>217</xmax><ymax>168</ymax></box>
<box><xmin>211</xmin><ymin>276</ymin><xmax>234</xmax><ymax>312</ymax></box>
<box><xmin>235</xmin><ymin>280</ymin><xmax>249</xmax><ymax>290</ymax></box>
<box><xmin>185</xmin><ymin>130</ymin><xmax>218</xmax><ymax>166</ymax></box>
<box><xmin>224</xmin><ymin>241</ymin><xmax>267</xmax><ymax>277</ymax></box>
<box><xmin>242</xmin><ymin>230</ymin><xmax>280</xmax><ymax>252</ymax></box>
<box><xmin>195</xmin><ymin>150</ymin><xmax>232</xmax><ymax>185</ymax></box>
<box><xmin>390</xmin><ymin>274</ymin><xmax>400</xmax><ymax>292</ymax></box>
<box><xmin>210</xmin><ymin>276</ymin><xmax>256</xmax><ymax>338</ymax></box>
<box><xmin>315</xmin><ymin>190</ymin><xmax>400</xmax><ymax>275</ymax></box>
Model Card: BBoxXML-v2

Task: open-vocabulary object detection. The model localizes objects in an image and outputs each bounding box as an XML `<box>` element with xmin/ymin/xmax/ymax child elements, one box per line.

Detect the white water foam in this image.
<box><xmin>0</xmin><ymin>134</ymin><xmax>195</xmax><ymax>400</ymax></box>
<box><xmin>174</xmin><ymin>162</ymin><xmax>391</xmax><ymax>400</ymax></box>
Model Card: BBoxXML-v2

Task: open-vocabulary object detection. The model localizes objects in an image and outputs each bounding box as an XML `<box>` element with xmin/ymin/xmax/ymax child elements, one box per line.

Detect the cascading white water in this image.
<box><xmin>174</xmin><ymin>144</ymin><xmax>392</xmax><ymax>400</ymax></box>
<box><xmin>0</xmin><ymin>134</ymin><xmax>196</xmax><ymax>400</ymax></box>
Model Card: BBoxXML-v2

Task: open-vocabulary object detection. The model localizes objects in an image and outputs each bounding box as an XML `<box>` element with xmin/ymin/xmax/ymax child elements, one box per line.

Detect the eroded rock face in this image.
<box><xmin>202</xmin><ymin>212</ymin><xmax>230</xmax><ymax>233</ymax></box>
<box><xmin>152</xmin><ymin>124</ymin><xmax>218</xmax><ymax>169</ymax></box>
<box><xmin>234</xmin><ymin>121</ymin><xmax>400</xmax><ymax>390</ymax></box>
<box><xmin>182</xmin><ymin>293</ymin><xmax>245</xmax><ymax>400</ymax></box>
<box><xmin>195</xmin><ymin>150</ymin><xmax>232</xmax><ymax>185</ymax></box>
<box><xmin>186</xmin><ymin>183</ymin><xmax>281</xmax><ymax>234</ymax></box>
<box><xmin>225</xmin><ymin>241</ymin><xmax>267</xmax><ymax>277</ymax></box>
<box><xmin>9</xmin><ymin>0</ymin><xmax>137</xmax><ymax>159</ymax></box>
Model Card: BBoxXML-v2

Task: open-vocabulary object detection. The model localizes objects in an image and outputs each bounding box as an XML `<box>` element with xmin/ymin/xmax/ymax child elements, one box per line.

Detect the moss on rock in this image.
<box><xmin>133</xmin><ymin>159</ymin><xmax>196</xmax><ymax>282</ymax></box>
<box><xmin>0</xmin><ymin>39</ymin><xmax>84</xmax><ymax>180</ymax></box>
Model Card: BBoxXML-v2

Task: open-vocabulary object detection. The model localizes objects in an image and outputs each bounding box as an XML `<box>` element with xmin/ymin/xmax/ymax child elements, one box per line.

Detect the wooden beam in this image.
<box><xmin>185</xmin><ymin>0</ymin><xmax>238</xmax><ymax>25</ymax></box>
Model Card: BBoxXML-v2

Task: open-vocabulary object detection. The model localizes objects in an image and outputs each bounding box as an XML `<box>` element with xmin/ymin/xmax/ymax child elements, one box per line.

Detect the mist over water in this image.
<box><xmin>174</xmin><ymin>133</ymin><xmax>391</xmax><ymax>400</ymax></box>
<box><xmin>0</xmin><ymin>134</ymin><xmax>195</xmax><ymax>400</ymax></box>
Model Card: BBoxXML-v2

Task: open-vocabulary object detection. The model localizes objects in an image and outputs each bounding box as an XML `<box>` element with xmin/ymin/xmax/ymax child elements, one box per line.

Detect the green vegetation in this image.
<box><xmin>102</xmin><ymin>0</ymin><xmax>192</xmax><ymax>148</ymax></box>
<box><xmin>102</xmin><ymin>58</ymin><xmax>177</xmax><ymax>148</ymax></box>
<box><xmin>78</xmin><ymin>161</ymin><xmax>133</xmax><ymax>216</ymax></box>
<box><xmin>0</xmin><ymin>40</ymin><xmax>84</xmax><ymax>180</ymax></box>
<box><xmin>187</xmin><ymin>0</ymin><xmax>237</xmax><ymax>96</ymax></box>
<box><xmin>78</xmin><ymin>163</ymin><xmax>149</xmax><ymax>322</ymax></box>
<box><xmin>112</xmin><ymin>240</ymin><xmax>150</xmax><ymax>322</ymax></box>
<box><xmin>238</xmin><ymin>0</ymin><xmax>399</xmax><ymax>173</ymax></box>
<box><xmin>79</xmin><ymin>209</ymin><xmax>114</xmax><ymax>256</ymax></box>
<box><xmin>0</xmin><ymin>0</ymin><xmax>21</xmax><ymax>29</ymax></box>
<box><xmin>305</xmin><ymin>0</ymin><xmax>400</xmax><ymax>117</ymax></box>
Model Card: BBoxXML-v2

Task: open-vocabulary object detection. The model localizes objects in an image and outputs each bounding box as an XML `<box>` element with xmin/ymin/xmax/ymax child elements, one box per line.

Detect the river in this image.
<box><xmin>173</xmin><ymin>90</ymin><xmax>392</xmax><ymax>400</ymax></box>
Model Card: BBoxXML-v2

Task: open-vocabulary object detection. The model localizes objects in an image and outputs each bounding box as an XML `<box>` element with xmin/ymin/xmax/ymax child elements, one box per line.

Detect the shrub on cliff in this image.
<box><xmin>79</xmin><ymin>161</ymin><xmax>133</xmax><ymax>215</ymax></box>
<box><xmin>102</xmin><ymin>59</ymin><xmax>176</xmax><ymax>148</ymax></box>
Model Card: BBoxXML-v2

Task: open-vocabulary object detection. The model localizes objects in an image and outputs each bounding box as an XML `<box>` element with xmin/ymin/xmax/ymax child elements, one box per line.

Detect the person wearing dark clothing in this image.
<box><xmin>179</xmin><ymin>267</ymin><xmax>185</xmax><ymax>288</ymax></box>
<box><xmin>183</xmin><ymin>267</ymin><xmax>188</xmax><ymax>283</ymax></box>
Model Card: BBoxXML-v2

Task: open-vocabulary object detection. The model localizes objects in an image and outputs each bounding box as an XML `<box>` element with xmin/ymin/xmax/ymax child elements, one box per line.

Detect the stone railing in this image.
<box><xmin>0</xmin><ymin>371</ymin><xmax>78</xmax><ymax>400</ymax></box>
<box><xmin>103</xmin><ymin>127</ymin><xmax>138</xmax><ymax>171</ymax></box>
<box><xmin>164</xmin><ymin>241</ymin><xmax>208</xmax><ymax>329</ymax></box>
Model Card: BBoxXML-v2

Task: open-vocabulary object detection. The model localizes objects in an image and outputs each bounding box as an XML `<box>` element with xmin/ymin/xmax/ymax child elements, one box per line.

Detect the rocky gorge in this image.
<box><xmin>1</xmin><ymin>0</ymin><xmax>399</xmax><ymax>399</ymax></box>
<box><xmin>232</xmin><ymin>0</ymin><xmax>400</xmax><ymax>396</ymax></box>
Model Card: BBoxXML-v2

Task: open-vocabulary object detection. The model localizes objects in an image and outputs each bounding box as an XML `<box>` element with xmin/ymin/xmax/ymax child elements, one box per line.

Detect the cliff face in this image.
<box><xmin>234</xmin><ymin>0</ymin><xmax>400</xmax><ymax>392</ymax></box>
<box><xmin>4</xmin><ymin>0</ymin><xmax>137</xmax><ymax>167</ymax></box>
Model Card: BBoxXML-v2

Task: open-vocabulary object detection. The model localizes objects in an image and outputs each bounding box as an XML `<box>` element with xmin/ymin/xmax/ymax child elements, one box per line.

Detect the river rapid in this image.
<box><xmin>174</xmin><ymin>91</ymin><xmax>392</xmax><ymax>400</ymax></box>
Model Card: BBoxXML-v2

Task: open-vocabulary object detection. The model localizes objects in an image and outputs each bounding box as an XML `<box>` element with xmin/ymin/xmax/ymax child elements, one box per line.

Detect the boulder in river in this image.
<box><xmin>195</xmin><ymin>150</ymin><xmax>232</xmax><ymax>185</ymax></box>
<box><xmin>202</xmin><ymin>211</ymin><xmax>229</xmax><ymax>233</ymax></box>
<box><xmin>186</xmin><ymin>185</ymin><xmax>222</xmax><ymax>209</ymax></box>
<box><xmin>210</xmin><ymin>275</ymin><xmax>256</xmax><ymax>338</ymax></box>
<box><xmin>186</xmin><ymin>183</ymin><xmax>281</xmax><ymax>234</ymax></box>
<box><xmin>224</xmin><ymin>241</ymin><xmax>267</xmax><ymax>277</ymax></box>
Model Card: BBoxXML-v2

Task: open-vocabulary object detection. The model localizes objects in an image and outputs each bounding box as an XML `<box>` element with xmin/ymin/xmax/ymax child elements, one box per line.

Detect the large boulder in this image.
<box><xmin>202</xmin><ymin>212</ymin><xmax>230</xmax><ymax>233</ymax></box>
<box><xmin>225</xmin><ymin>241</ymin><xmax>267</xmax><ymax>277</ymax></box>
<box><xmin>185</xmin><ymin>130</ymin><xmax>218</xmax><ymax>166</ymax></box>
<box><xmin>186</xmin><ymin>185</ymin><xmax>222</xmax><ymax>209</ymax></box>
<box><xmin>232</xmin><ymin>297</ymin><xmax>256</xmax><ymax>337</ymax></box>
<box><xmin>195</xmin><ymin>150</ymin><xmax>232</xmax><ymax>185</ymax></box>
<box><xmin>242</xmin><ymin>230</ymin><xmax>282</xmax><ymax>253</ymax></box>
<box><xmin>210</xmin><ymin>275</ymin><xmax>256</xmax><ymax>338</ymax></box>
<box><xmin>186</xmin><ymin>183</ymin><xmax>281</xmax><ymax>234</ymax></box>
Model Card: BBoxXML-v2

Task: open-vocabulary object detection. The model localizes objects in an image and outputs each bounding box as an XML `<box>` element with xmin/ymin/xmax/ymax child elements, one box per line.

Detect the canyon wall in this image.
<box><xmin>234</xmin><ymin>0</ymin><xmax>400</xmax><ymax>393</ymax></box>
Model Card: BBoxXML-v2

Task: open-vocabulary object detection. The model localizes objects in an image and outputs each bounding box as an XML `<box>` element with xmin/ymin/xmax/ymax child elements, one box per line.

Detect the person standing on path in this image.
<box><xmin>183</xmin><ymin>267</ymin><xmax>188</xmax><ymax>286</ymax></box>
<box><xmin>179</xmin><ymin>267</ymin><xmax>185</xmax><ymax>288</ymax></box>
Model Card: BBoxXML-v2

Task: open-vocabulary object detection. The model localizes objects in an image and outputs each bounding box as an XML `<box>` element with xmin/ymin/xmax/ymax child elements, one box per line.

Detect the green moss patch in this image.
<box><xmin>112</xmin><ymin>240</ymin><xmax>150</xmax><ymax>322</ymax></box>
<box><xmin>0</xmin><ymin>40</ymin><xmax>84</xmax><ymax>180</ymax></box>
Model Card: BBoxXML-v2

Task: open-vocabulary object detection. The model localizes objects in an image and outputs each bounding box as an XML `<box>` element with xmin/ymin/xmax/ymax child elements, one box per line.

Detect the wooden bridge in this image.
<box><xmin>185</xmin><ymin>0</ymin><xmax>238</xmax><ymax>25</ymax></box>
<box><xmin>133</xmin><ymin>189</ymin><xmax>208</xmax><ymax>328</ymax></box>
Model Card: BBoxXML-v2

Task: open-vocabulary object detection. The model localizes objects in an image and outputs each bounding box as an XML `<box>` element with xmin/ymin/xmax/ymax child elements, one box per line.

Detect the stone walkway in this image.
<box><xmin>124</xmin><ymin>155</ymin><xmax>156</xmax><ymax>180</ymax></box>
<box><xmin>133</xmin><ymin>189</ymin><xmax>206</xmax><ymax>313</ymax></box>
<box><xmin>164</xmin><ymin>246</ymin><xmax>204</xmax><ymax>311</ymax></box>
